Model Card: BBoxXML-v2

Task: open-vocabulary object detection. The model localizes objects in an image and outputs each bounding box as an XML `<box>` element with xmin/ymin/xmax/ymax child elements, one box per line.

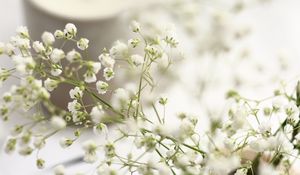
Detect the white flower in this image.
<box><xmin>96</xmin><ymin>81</ymin><xmax>109</xmax><ymax>94</ymax></box>
<box><xmin>50</xmin><ymin>116</ymin><xmax>67</xmax><ymax>129</ymax></box>
<box><xmin>44</xmin><ymin>78</ymin><xmax>58</xmax><ymax>92</ymax></box>
<box><xmin>11</xmin><ymin>36</ymin><xmax>31</xmax><ymax>49</ymax></box>
<box><xmin>59</xmin><ymin>137</ymin><xmax>73</xmax><ymax>148</ymax></box>
<box><xmin>54</xmin><ymin>30</ymin><xmax>64</xmax><ymax>39</ymax></box>
<box><xmin>77</xmin><ymin>38</ymin><xmax>89</xmax><ymax>50</ymax></box>
<box><xmin>50</xmin><ymin>49</ymin><xmax>65</xmax><ymax>63</ymax></box>
<box><xmin>16</xmin><ymin>26</ymin><xmax>29</xmax><ymax>38</ymax></box>
<box><xmin>130</xmin><ymin>54</ymin><xmax>144</xmax><ymax>66</ymax></box>
<box><xmin>90</xmin><ymin>105</ymin><xmax>105</xmax><ymax>123</ymax></box>
<box><xmin>66</xmin><ymin>49</ymin><xmax>81</xmax><ymax>62</ymax></box>
<box><xmin>156</xmin><ymin>163</ymin><xmax>172</xmax><ymax>175</ymax></box>
<box><xmin>93</xmin><ymin>123</ymin><xmax>108</xmax><ymax>135</ymax></box>
<box><xmin>296</xmin><ymin>133</ymin><xmax>300</xmax><ymax>142</ymax></box>
<box><xmin>67</xmin><ymin>100</ymin><xmax>81</xmax><ymax>114</ymax></box>
<box><xmin>130</xmin><ymin>20</ymin><xmax>141</xmax><ymax>32</ymax></box>
<box><xmin>32</xmin><ymin>41</ymin><xmax>45</xmax><ymax>53</ymax></box>
<box><xmin>4</xmin><ymin>43</ymin><xmax>15</xmax><ymax>56</ymax></box>
<box><xmin>98</xmin><ymin>53</ymin><xmax>115</xmax><ymax>68</ymax></box>
<box><xmin>109</xmin><ymin>40</ymin><xmax>128</xmax><ymax>59</ymax></box>
<box><xmin>41</xmin><ymin>31</ymin><xmax>55</xmax><ymax>45</ymax></box>
<box><xmin>51</xmin><ymin>67</ymin><xmax>62</xmax><ymax>76</ymax></box>
<box><xmin>92</xmin><ymin>62</ymin><xmax>101</xmax><ymax>73</ymax></box>
<box><xmin>12</xmin><ymin>55</ymin><xmax>35</xmax><ymax>74</ymax></box>
<box><xmin>103</xmin><ymin>67</ymin><xmax>114</xmax><ymax>81</ymax></box>
<box><xmin>65</xmin><ymin>23</ymin><xmax>77</xmax><ymax>36</ymax></box>
<box><xmin>69</xmin><ymin>87</ymin><xmax>83</xmax><ymax>99</ymax></box>
<box><xmin>258</xmin><ymin>121</ymin><xmax>272</xmax><ymax>135</ymax></box>
<box><xmin>54</xmin><ymin>165</ymin><xmax>65</xmax><ymax>175</ymax></box>
<box><xmin>0</xmin><ymin>42</ymin><xmax>4</xmax><ymax>55</ymax></box>
<box><xmin>84</xmin><ymin>72</ymin><xmax>97</xmax><ymax>83</ymax></box>
<box><xmin>33</xmin><ymin>137</ymin><xmax>45</xmax><ymax>149</ymax></box>
<box><xmin>285</xmin><ymin>103</ymin><xmax>300</xmax><ymax>126</ymax></box>
<box><xmin>82</xmin><ymin>140</ymin><xmax>98</xmax><ymax>163</ymax></box>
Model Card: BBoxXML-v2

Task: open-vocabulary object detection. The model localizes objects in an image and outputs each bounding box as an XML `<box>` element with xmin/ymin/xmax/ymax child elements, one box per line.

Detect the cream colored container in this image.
<box><xmin>22</xmin><ymin>0</ymin><xmax>146</xmax><ymax>110</ymax></box>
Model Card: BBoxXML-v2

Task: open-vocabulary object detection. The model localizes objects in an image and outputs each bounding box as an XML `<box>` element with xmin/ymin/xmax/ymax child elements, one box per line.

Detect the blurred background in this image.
<box><xmin>1</xmin><ymin>0</ymin><xmax>300</xmax><ymax>174</ymax></box>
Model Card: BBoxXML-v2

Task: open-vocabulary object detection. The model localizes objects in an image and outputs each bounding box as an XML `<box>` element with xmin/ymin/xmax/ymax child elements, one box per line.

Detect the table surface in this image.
<box><xmin>1</xmin><ymin>0</ymin><xmax>300</xmax><ymax>174</ymax></box>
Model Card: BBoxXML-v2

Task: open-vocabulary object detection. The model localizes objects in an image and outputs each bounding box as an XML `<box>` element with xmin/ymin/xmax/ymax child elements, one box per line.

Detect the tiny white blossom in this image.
<box><xmin>130</xmin><ymin>20</ymin><xmax>141</xmax><ymax>32</ymax></box>
<box><xmin>96</xmin><ymin>81</ymin><xmax>109</xmax><ymax>94</ymax></box>
<box><xmin>93</xmin><ymin>123</ymin><xmax>108</xmax><ymax>135</ymax></box>
<box><xmin>44</xmin><ymin>78</ymin><xmax>58</xmax><ymax>92</ymax></box>
<box><xmin>90</xmin><ymin>105</ymin><xmax>105</xmax><ymax>123</ymax></box>
<box><xmin>103</xmin><ymin>67</ymin><xmax>114</xmax><ymax>81</ymax></box>
<box><xmin>59</xmin><ymin>137</ymin><xmax>73</xmax><ymax>148</ymax></box>
<box><xmin>50</xmin><ymin>116</ymin><xmax>67</xmax><ymax>129</ymax></box>
<box><xmin>65</xmin><ymin>23</ymin><xmax>77</xmax><ymax>36</ymax></box>
<box><xmin>0</xmin><ymin>42</ymin><xmax>4</xmax><ymax>55</ymax></box>
<box><xmin>54</xmin><ymin>165</ymin><xmax>65</xmax><ymax>175</ymax></box>
<box><xmin>32</xmin><ymin>41</ymin><xmax>45</xmax><ymax>53</ymax></box>
<box><xmin>66</xmin><ymin>49</ymin><xmax>81</xmax><ymax>62</ymax></box>
<box><xmin>69</xmin><ymin>87</ymin><xmax>83</xmax><ymax>99</ymax></box>
<box><xmin>16</xmin><ymin>26</ymin><xmax>29</xmax><ymax>38</ymax></box>
<box><xmin>50</xmin><ymin>49</ymin><xmax>65</xmax><ymax>63</ymax></box>
<box><xmin>92</xmin><ymin>62</ymin><xmax>101</xmax><ymax>73</ymax></box>
<box><xmin>82</xmin><ymin>140</ymin><xmax>98</xmax><ymax>163</ymax></box>
<box><xmin>41</xmin><ymin>31</ymin><xmax>55</xmax><ymax>45</ymax></box>
<box><xmin>51</xmin><ymin>68</ymin><xmax>62</xmax><ymax>76</ymax></box>
<box><xmin>67</xmin><ymin>100</ymin><xmax>81</xmax><ymax>114</ymax></box>
<box><xmin>130</xmin><ymin>54</ymin><xmax>144</xmax><ymax>66</ymax></box>
<box><xmin>54</xmin><ymin>30</ymin><xmax>64</xmax><ymax>39</ymax></box>
<box><xmin>109</xmin><ymin>40</ymin><xmax>128</xmax><ymax>59</ymax></box>
<box><xmin>84</xmin><ymin>72</ymin><xmax>97</xmax><ymax>83</ymax></box>
<box><xmin>98</xmin><ymin>53</ymin><xmax>115</xmax><ymax>68</ymax></box>
<box><xmin>4</xmin><ymin>43</ymin><xmax>15</xmax><ymax>56</ymax></box>
<box><xmin>77</xmin><ymin>38</ymin><xmax>89</xmax><ymax>50</ymax></box>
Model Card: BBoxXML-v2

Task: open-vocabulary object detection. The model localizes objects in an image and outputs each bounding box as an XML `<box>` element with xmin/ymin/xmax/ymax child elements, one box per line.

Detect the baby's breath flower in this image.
<box><xmin>91</xmin><ymin>62</ymin><xmax>102</xmax><ymax>73</ymax></box>
<box><xmin>96</xmin><ymin>81</ymin><xmax>108</xmax><ymax>94</ymax></box>
<box><xmin>11</xmin><ymin>36</ymin><xmax>31</xmax><ymax>49</ymax></box>
<box><xmin>59</xmin><ymin>137</ymin><xmax>73</xmax><ymax>148</ymax></box>
<box><xmin>50</xmin><ymin>48</ymin><xmax>65</xmax><ymax>63</ymax></box>
<box><xmin>69</xmin><ymin>87</ymin><xmax>83</xmax><ymax>99</ymax></box>
<box><xmin>67</xmin><ymin>100</ymin><xmax>81</xmax><ymax>114</ymax></box>
<box><xmin>16</xmin><ymin>26</ymin><xmax>29</xmax><ymax>38</ymax></box>
<box><xmin>36</xmin><ymin>158</ymin><xmax>45</xmax><ymax>169</ymax></box>
<box><xmin>93</xmin><ymin>123</ymin><xmax>108</xmax><ymax>135</ymax></box>
<box><xmin>130</xmin><ymin>54</ymin><xmax>144</xmax><ymax>67</ymax></box>
<box><xmin>130</xmin><ymin>20</ymin><xmax>141</xmax><ymax>32</ymax></box>
<box><xmin>44</xmin><ymin>78</ymin><xmax>58</xmax><ymax>92</ymax></box>
<box><xmin>50</xmin><ymin>116</ymin><xmax>67</xmax><ymax>130</ymax></box>
<box><xmin>4</xmin><ymin>43</ymin><xmax>15</xmax><ymax>56</ymax></box>
<box><xmin>82</xmin><ymin>140</ymin><xmax>98</xmax><ymax>163</ymax></box>
<box><xmin>54</xmin><ymin>30</ymin><xmax>64</xmax><ymax>39</ymax></box>
<box><xmin>19</xmin><ymin>146</ymin><xmax>33</xmax><ymax>156</ymax></box>
<box><xmin>103</xmin><ymin>67</ymin><xmax>114</xmax><ymax>81</ymax></box>
<box><xmin>90</xmin><ymin>105</ymin><xmax>104</xmax><ymax>123</ymax></box>
<box><xmin>128</xmin><ymin>38</ymin><xmax>140</xmax><ymax>48</ymax></box>
<box><xmin>41</xmin><ymin>31</ymin><xmax>55</xmax><ymax>45</ymax></box>
<box><xmin>77</xmin><ymin>38</ymin><xmax>89</xmax><ymax>50</ymax></box>
<box><xmin>0</xmin><ymin>42</ymin><xmax>4</xmax><ymax>55</ymax></box>
<box><xmin>12</xmin><ymin>55</ymin><xmax>35</xmax><ymax>75</ymax></box>
<box><xmin>54</xmin><ymin>165</ymin><xmax>65</xmax><ymax>175</ymax></box>
<box><xmin>32</xmin><ymin>41</ymin><xmax>45</xmax><ymax>53</ymax></box>
<box><xmin>64</xmin><ymin>23</ymin><xmax>77</xmax><ymax>39</ymax></box>
<box><xmin>109</xmin><ymin>40</ymin><xmax>129</xmax><ymax>59</ymax></box>
<box><xmin>98</xmin><ymin>53</ymin><xmax>115</xmax><ymax>68</ymax></box>
<box><xmin>5</xmin><ymin>138</ymin><xmax>17</xmax><ymax>154</ymax></box>
<box><xmin>51</xmin><ymin>66</ymin><xmax>63</xmax><ymax>76</ymax></box>
<box><xmin>66</xmin><ymin>49</ymin><xmax>81</xmax><ymax>62</ymax></box>
<box><xmin>84</xmin><ymin>71</ymin><xmax>97</xmax><ymax>83</ymax></box>
<box><xmin>33</xmin><ymin>137</ymin><xmax>46</xmax><ymax>149</ymax></box>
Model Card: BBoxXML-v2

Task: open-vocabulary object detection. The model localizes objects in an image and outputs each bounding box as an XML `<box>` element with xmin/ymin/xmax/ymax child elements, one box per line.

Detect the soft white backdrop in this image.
<box><xmin>1</xmin><ymin>0</ymin><xmax>300</xmax><ymax>174</ymax></box>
